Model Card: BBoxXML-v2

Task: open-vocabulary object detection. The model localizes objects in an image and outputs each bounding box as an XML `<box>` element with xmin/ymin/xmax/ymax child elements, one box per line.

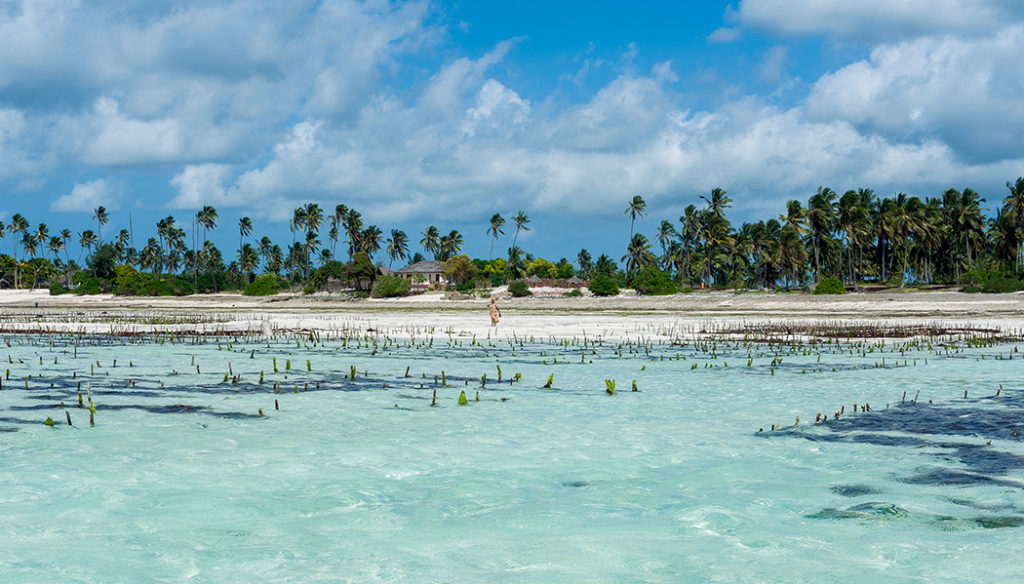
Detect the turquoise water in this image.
<box><xmin>2</xmin><ymin>333</ymin><xmax>1023</xmax><ymax>583</ymax></box>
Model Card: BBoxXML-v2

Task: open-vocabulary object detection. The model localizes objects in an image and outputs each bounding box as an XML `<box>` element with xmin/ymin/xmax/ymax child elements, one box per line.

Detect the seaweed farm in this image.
<box><xmin>3</xmin><ymin>327</ymin><xmax>1024</xmax><ymax>582</ymax></box>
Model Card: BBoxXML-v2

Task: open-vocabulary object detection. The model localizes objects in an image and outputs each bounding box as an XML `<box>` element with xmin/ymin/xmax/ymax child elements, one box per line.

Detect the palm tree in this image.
<box><xmin>774</xmin><ymin>226</ymin><xmax>807</xmax><ymax>290</ymax></box>
<box><xmin>330</xmin><ymin>204</ymin><xmax>348</xmax><ymax>257</ymax></box>
<box><xmin>288</xmin><ymin>206</ymin><xmax>307</xmax><ymax>283</ymax></box>
<box><xmin>678</xmin><ymin>205</ymin><xmax>699</xmax><ymax>283</ymax></box>
<box><xmin>700</xmin><ymin>188</ymin><xmax>732</xmax><ymax>220</ymax></box>
<box><xmin>258</xmin><ymin>236</ymin><xmax>273</xmax><ymax>270</ymax></box>
<box><xmin>956</xmin><ymin>188</ymin><xmax>986</xmax><ymax>275</ymax></box>
<box><xmin>989</xmin><ymin>209</ymin><xmax>1021</xmax><ymax>270</ymax></box>
<box><xmin>303</xmin><ymin>203</ymin><xmax>323</xmax><ymax>275</ymax></box>
<box><xmin>806</xmin><ymin>187</ymin><xmax>837</xmax><ymax>282</ymax></box>
<box><xmin>890</xmin><ymin>192</ymin><xmax>922</xmax><ymax>287</ymax></box>
<box><xmin>656</xmin><ymin>220</ymin><xmax>677</xmax><ymax>269</ymax></box>
<box><xmin>420</xmin><ymin>225</ymin><xmax>440</xmax><ymax>258</ymax></box>
<box><xmin>238</xmin><ymin>243</ymin><xmax>259</xmax><ymax>280</ymax></box>
<box><xmin>93</xmin><ymin>206</ymin><xmax>109</xmax><ymax>242</ymax></box>
<box><xmin>779</xmin><ymin>200</ymin><xmax>807</xmax><ymax>236</ymax></box>
<box><xmin>9</xmin><ymin>214</ymin><xmax>28</xmax><ymax>288</ymax></box>
<box><xmin>196</xmin><ymin>205</ymin><xmax>218</xmax><ymax>280</ymax></box>
<box><xmin>140</xmin><ymin>238</ymin><xmax>161</xmax><ymax>273</ymax></box>
<box><xmin>79</xmin><ymin>229</ymin><xmax>98</xmax><ymax>274</ymax></box>
<box><xmin>1002</xmin><ymin>177</ymin><xmax>1024</xmax><ymax>270</ymax></box>
<box><xmin>439</xmin><ymin>230</ymin><xmax>463</xmax><ymax>260</ymax></box>
<box><xmin>359</xmin><ymin>225</ymin><xmax>383</xmax><ymax>259</ymax></box>
<box><xmin>59</xmin><ymin>228</ymin><xmax>72</xmax><ymax>265</ymax></box>
<box><xmin>512</xmin><ymin>211</ymin><xmax>530</xmax><ymax>248</ymax></box>
<box><xmin>837</xmin><ymin>190</ymin><xmax>867</xmax><ymax>289</ymax></box>
<box><xmin>486</xmin><ymin>213</ymin><xmax>506</xmax><ymax>260</ymax></box>
<box><xmin>266</xmin><ymin>245</ymin><xmax>284</xmax><ymax>275</ymax></box>
<box><xmin>506</xmin><ymin>246</ymin><xmax>526</xmax><ymax>279</ymax></box>
<box><xmin>238</xmin><ymin>217</ymin><xmax>253</xmax><ymax>261</ymax></box>
<box><xmin>621</xmin><ymin>233</ymin><xmax>654</xmax><ymax>276</ymax></box>
<box><xmin>624</xmin><ymin>195</ymin><xmax>647</xmax><ymax>239</ymax></box>
<box><xmin>343</xmin><ymin>209</ymin><xmax>363</xmax><ymax>259</ymax></box>
<box><xmin>576</xmin><ymin>248</ymin><xmax>593</xmax><ymax>277</ymax></box>
<box><xmin>386</xmin><ymin>229</ymin><xmax>409</xmax><ymax>268</ymax></box>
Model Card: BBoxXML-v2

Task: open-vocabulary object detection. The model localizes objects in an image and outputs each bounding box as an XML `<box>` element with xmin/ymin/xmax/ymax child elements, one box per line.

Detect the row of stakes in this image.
<box><xmin>37</xmin><ymin>364</ymin><xmax>641</xmax><ymax>427</ymax></box>
<box><xmin>758</xmin><ymin>385</ymin><xmax>1009</xmax><ymax>437</ymax></box>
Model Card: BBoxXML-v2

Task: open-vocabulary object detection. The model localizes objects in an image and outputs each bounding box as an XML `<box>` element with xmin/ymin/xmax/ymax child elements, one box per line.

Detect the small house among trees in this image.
<box><xmin>393</xmin><ymin>260</ymin><xmax>446</xmax><ymax>285</ymax></box>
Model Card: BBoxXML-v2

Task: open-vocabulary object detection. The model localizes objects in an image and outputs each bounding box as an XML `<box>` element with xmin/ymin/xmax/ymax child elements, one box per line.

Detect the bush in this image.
<box><xmin>370</xmin><ymin>275</ymin><xmax>412</xmax><ymax>298</ymax></box>
<box><xmin>508</xmin><ymin>280</ymin><xmax>532</xmax><ymax>297</ymax></box>
<box><xmin>983</xmin><ymin>274</ymin><xmax>1024</xmax><ymax>293</ymax></box>
<box><xmin>962</xmin><ymin>269</ymin><xmax>1024</xmax><ymax>293</ymax></box>
<box><xmin>813</xmin><ymin>276</ymin><xmax>846</xmax><ymax>295</ymax></box>
<box><xmin>588</xmin><ymin>274</ymin><xmax>620</xmax><ymax>297</ymax></box>
<box><xmin>49</xmin><ymin>283</ymin><xmax>69</xmax><ymax>296</ymax></box>
<box><xmin>630</xmin><ymin>266</ymin><xmax>679</xmax><ymax>296</ymax></box>
<box><xmin>243</xmin><ymin>274</ymin><xmax>284</xmax><ymax>296</ymax></box>
<box><xmin>563</xmin><ymin>288</ymin><xmax>582</xmax><ymax>297</ymax></box>
<box><xmin>74</xmin><ymin>277</ymin><xmax>102</xmax><ymax>295</ymax></box>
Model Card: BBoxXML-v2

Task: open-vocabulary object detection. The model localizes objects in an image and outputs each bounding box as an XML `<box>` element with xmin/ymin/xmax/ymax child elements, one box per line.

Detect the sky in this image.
<box><xmin>1</xmin><ymin>0</ymin><xmax>1023</xmax><ymax>264</ymax></box>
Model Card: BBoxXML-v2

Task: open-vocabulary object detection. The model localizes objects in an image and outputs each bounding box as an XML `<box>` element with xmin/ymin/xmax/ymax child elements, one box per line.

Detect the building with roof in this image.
<box><xmin>393</xmin><ymin>260</ymin><xmax>446</xmax><ymax>285</ymax></box>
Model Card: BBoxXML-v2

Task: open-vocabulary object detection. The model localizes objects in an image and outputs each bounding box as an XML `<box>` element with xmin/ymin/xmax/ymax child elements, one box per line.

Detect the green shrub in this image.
<box><xmin>962</xmin><ymin>269</ymin><xmax>1024</xmax><ymax>293</ymax></box>
<box><xmin>508</xmin><ymin>280</ymin><xmax>532</xmax><ymax>297</ymax></box>
<box><xmin>563</xmin><ymin>288</ymin><xmax>583</xmax><ymax>297</ymax></box>
<box><xmin>681</xmin><ymin>287</ymin><xmax>694</xmax><ymax>294</ymax></box>
<box><xmin>243</xmin><ymin>274</ymin><xmax>283</xmax><ymax>296</ymax></box>
<box><xmin>982</xmin><ymin>273</ymin><xmax>1024</xmax><ymax>293</ymax></box>
<box><xmin>370</xmin><ymin>275</ymin><xmax>412</xmax><ymax>298</ymax></box>
<box><xmin>813</xmin><ymin>276</ymin><xmax>846</xmax><ymax>295</ymax></box>
<box><xmin>49</xmin><ymin>283</ymin><xmax>69</xmax><ymax>296</ymax></box>
<box><xmin>630</xmin><ymin>266</ymin><xmax>679</xmax><ymax>295</ymax></box>
<box><xmin>302</xmin><ymin>285</ymin><xmax>316</xmax><ymax>295</ymax></box>
<box><xmin>588</xmin><ymin>274</ymin><xmax>620</xmax><ymax>297</ymax></box>
<box><xmin>74</xmin><ymin>278</ymin><xmax>102</xmax><ymax>295</ymax></box>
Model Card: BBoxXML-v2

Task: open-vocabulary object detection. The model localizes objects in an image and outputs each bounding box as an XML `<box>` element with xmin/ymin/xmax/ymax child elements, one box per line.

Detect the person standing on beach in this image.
<box><xmin>489</xmin><ymin>297</ymin><xmax>501</xmax><ymax>326</ymax></box>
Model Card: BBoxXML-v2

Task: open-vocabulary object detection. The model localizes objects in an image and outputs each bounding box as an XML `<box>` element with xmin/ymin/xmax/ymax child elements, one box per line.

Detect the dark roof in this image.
<box><xmin>566</xmin><ymin>276</ymin><xmax>585</xmax><ymax>284</ymax></box>
<box><xmin>394</xmin><ymin>260</ymin><xmax>444</xmax><ymax>274</ymax></box>
<box><xmin>525</xmin><ymin>275</ymin><xmax>544</xmax><ymax>284</ymax></box>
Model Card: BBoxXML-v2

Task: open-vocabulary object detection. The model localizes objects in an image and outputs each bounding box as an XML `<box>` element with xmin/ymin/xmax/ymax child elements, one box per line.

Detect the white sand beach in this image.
<box><xmin>2</xmin><ymin>289</ymin><xmax>1022</xmax><ymax>341</ymax></box>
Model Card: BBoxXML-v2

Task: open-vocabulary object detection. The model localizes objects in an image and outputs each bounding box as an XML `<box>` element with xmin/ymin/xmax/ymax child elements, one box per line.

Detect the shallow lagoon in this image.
<box><xmin>2</xmin><ymin>332</ymin><xmax>1023</xmax><ymax>583</ymax></box>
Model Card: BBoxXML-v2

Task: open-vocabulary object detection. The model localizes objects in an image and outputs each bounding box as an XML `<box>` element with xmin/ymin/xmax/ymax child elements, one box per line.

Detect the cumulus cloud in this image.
<box><xmin>168</xmin><ymin>164</ymin><xmax>231</xmax><ymax>209</ymax></box>
<box><xmin>170</xmin><ymin>47</ymin><xmax>1023</xmax><ymax>227</ymax></box>
<box><xmin>50</xmin><ymin>179</ymin><xmax>125</xmax><ymax>213</ymax></box>
<box><xmin>734</xmin><ymin>0</ymin><xmax>1024</xmax><ymax>41</ymax></box>
<box><xmin>0</xmin><ymin>0</ymin><xmax>434</xmax><ymax>172</ymax></box>
<box><xmin>806</xmin><ymin>26</ymin><xmax>1024</xmax><ymax>163</ymax></box>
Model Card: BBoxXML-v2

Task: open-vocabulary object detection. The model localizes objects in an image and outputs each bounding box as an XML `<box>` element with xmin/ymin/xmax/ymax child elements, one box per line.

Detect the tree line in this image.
<box><xmin>1</xmin><ymin>177</ymin><xmax>1022</xmax><ymax>294</ymax></box>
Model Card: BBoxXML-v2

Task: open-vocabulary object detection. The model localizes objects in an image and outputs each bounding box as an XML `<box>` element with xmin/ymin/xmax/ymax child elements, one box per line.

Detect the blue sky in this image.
<box><xmin>1</xmin><ymin>0</ymin><xmax>1023</xmax><ymax>264</ymax></box>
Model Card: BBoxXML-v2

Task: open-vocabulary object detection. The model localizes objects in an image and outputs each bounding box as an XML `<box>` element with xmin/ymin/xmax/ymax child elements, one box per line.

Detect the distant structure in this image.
<box><xmin>393</xmin><ymin>260</ymin><xmax>446</xmax><ymax>285</ymax></box>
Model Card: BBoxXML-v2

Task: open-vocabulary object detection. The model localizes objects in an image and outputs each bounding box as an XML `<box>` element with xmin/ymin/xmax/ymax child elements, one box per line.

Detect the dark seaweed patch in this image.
<box><xmin>830</xmin><ymin>484</ymin><xmax>883</xmax><ymax>497</ymax></box>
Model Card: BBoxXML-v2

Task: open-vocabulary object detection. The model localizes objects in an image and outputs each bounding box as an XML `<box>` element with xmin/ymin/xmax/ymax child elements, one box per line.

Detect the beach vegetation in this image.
<box><xmin>243</xmin><ymin>274</ymin><xmax>285</xmax><ymax>296</ymax></box>
<box><xmin>588</xmin><ymin>274</ymin><xmax>620</xmax><ymax>296</ymax></box>
<box><xmin>630</xmin><ymin>265</ymin><xmax>679</xmax><ymax>295</ymax></box>
<box><xmin>813</xmin><ymin>276</ymin><xmax>846</xmax><ymax>295</ymax></box>
<box><xmin>371</xmin><ymin>274</ymin><xmax>412</xmax><ymax>298</ymax></box>
<box><xmin>443</xmin><ymin>254</ymin><xmax>478</xmax><ymax>285</ymax></box>
<box><xmin>508</xmin><ymin>280</ymin><xmax>532</xmax><ymax>297</ymax></box>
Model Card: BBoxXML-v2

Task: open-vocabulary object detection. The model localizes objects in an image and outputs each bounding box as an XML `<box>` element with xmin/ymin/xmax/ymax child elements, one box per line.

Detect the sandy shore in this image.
<box><xmin>1</xmin><ymin>289</ymin><xmax>1022</xmax><ymax>340</ymax></box>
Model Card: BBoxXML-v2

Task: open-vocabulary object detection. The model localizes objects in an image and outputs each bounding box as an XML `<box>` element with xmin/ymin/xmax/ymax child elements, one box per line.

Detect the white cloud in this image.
<box><xmin>735</xmin><ymin>0</ymin><xmax>1024</xmax><ymax>41</ymax></box>
<box><xmin>168</xmin><ymin>164</ymin><xmax>231</xmax><ymax>210</ymax></box>
<box><xmin>707</xmin><ymin>27</ymin><xmax>741</xmax><ymax>43</ymax></box>
<box><xmin>806</xmin><ymin>26</ymin><xmax>1024</xmax><ymax>162</ymax></box>
<box><xmin>50</xmin><ymin>179</ymin><xmax>124</xmax><ymax>213</ymax></box>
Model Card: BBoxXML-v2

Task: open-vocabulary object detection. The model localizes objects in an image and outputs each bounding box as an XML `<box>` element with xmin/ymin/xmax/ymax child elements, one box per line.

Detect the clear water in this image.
<box><xmin>2</xmin><ymin>333</ymin><xmax>1023</xmax><ymax>583</ymax></box>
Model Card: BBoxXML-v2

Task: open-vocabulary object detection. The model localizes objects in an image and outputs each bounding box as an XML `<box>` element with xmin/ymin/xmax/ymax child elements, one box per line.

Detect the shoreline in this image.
<box><xmin>1</xmin><ymin>289</ymin><xmax>1022</xmax><ymax>341</ymax></box>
